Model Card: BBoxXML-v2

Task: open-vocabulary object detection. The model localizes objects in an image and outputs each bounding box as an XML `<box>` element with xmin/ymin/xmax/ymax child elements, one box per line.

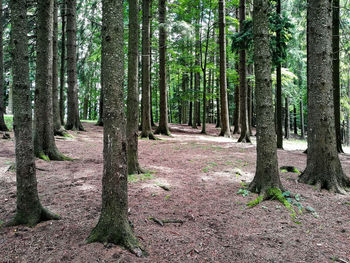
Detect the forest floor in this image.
<box><xmin>0</xmin><ymin>122</ymin><xmax>350</xmax><ymax>263</ymax></box>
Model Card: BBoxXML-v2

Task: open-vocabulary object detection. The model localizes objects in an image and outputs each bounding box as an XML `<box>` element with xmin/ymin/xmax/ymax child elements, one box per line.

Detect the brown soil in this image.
<box><xmin>0</xmin><ymin>122</ymin><xmax>350</xmax><ymax>263</ymax></box>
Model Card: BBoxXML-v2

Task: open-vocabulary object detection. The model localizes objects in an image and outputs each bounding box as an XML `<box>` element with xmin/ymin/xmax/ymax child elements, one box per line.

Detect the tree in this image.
<box><xmin>238</xmin><ymin>0</ymin><xmax>251</xmax><ymax>143</ymax></box>
<box><xmin>33</xmin><ymin>0</ymin><xmax>67</xmax><ymax>161</ymax></box>
<box><xmin>66</xmin><ymin>0</ymin><xmax>84</xmax><ymax>131</ymax></box>
<box><xmin>276</xmin><ymin>0</ymin><xmax>283</xmax><ymax>149</ymax></box>
<box><xmin>218</xmin><ymin>0</ymin><xmax>230</xmax><ymax>137</ymax></box>
<box><xmin>284</xmin><ymin>97</ymin><xmax>290</xmax><ymax>139</ymax></box>
<box><xmin>249</xmin><ymin>0</ymin><xmax>283</xmax><ymax>194</ymax></box>
<box><xmin>59</xmin><ymin>0</ymin><xmax>66</xmax><ymax>125</ymax></box>
<box><xmin>87</xmin><ymin>0</ymin><xmax>143</xmax><ymax>255</ymax></box>
<box><xmin>141</xmin><ymin>0</ymin><xmax>155</xmax><ymax>139</ymax></box>
<box><xmin>155</xmin><ymin>0</ymin><xmax>170</xmax><ymax>135</ymax></box>
<box><xmin>0</xmin><ymin>0</ymin><xmax>7</xmax><ymax>132</ymax></box>
<box><xmin>127</xmin><ymin>0</ymin><xmax>144</xmax><ymax>174</ymax></box>
<box><xmin>299</xmin><ymin>0</ymin><xmax>350</xmax><ymax>193</ymax></box>
<box><xmin>8</xmin><ymin>0</ymin><xmax>59</xmax><ymax>227</ymax></box>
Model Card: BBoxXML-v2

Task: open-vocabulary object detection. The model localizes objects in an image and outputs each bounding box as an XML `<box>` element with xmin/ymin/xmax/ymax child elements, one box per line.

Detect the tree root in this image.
<box><xmin>149</xmin><ymin>217</ymin><xmax>184</xmax><ymax>226</ymax></box>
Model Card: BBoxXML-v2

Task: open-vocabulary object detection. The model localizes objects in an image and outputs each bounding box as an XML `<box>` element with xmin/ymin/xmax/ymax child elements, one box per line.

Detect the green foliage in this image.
<box><xmin>237</xmin><ymin>188</ymin><xmax>250</xmax><ymax>197</ymax></box>
<box><xmin>128</xmin><ymin>173</ymin><xmax>154</xmax><ymax>183</ymax></box>
<box><xmin>4</xmin><ymin>115</ymin><xmax>13</xmax><ymax>131</ymax></box>
<box><xmin>247</xmin><ymin>195</ymin><xmax>264</xmax><ymax>207</ymax></box>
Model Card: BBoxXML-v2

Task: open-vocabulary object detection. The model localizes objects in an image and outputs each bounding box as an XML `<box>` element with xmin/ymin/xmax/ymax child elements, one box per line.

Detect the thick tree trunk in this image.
<box><xmin>87</xmin><ymin>0</ymin><xmax>143</xmax><ymax>255</ymax></box>
<box><xmin>0</xmin><ymin>0</ymin><xmax>7</xmax><ymax>131</ymax></box>
<box><xmin>276</xmin><ymin>0</ymin><xmax>283</xmax><ymax>149</ymax></box>
<box><xmin>59</xmin><ymin>0</ymin><xmax>65</xmax><ymax>125</ymax></box>
<box><xmin>34</xmin><ymin>0</ymin><xmax>67</xmax><ymax>161</ymax></box>
<box><xmin>127</xmin><ymin>0</ymin><xmax>143</xmax><ymax>175</ymax></box>
<box><xmin>249</xmin><ymin>0</ymin><xmax>283</xmax><ymax>194</ymax></box>
<box><xmin>238</xmin><ymin>0</ymin><xmax>250</xmax><ymax>143</ymax></box>
<box><xmin>155</xmin><ymin>0</ymin><xmax>170</xmax><ymax>135</ymax></box>
<box><xmin>218</xmin><ymin>0</ymin><xmax>230</xmax><ymax>137</ymax></box>
<box><xmin>141</xmin><ymin>0</ymin><xmax>155</xmax><ymax>139</ymax></box>
<box><xmin>8</xmin><ymin>0</ymin><xmax>59</xmax><ymax>227</ymax></box>
<box><xmin>299</xmin><ymin>0</ymin><xmax>350</xmax><ymax>193</ymax></box>
<box><xmin>284</xmin><ymin>97</ymin><xmax>290</xmax><ymax>139</ymax></box>
<box><xmin>65</xmin><ymin>0</ymin><xmax>84</xmax><ymax>131</ymax></box>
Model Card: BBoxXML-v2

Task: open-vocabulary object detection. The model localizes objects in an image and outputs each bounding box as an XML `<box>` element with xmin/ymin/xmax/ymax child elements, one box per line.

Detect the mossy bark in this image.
<box><xmin>87</xmin><ymin>0</ymin><xmax>143</xmax><ymax>255</ymax></box>
<box><xmin>9</xmin><ymin>0</ymin><xmax>59</xmax><ymax>227</ymax></box>
<box><xmin>249</xmin><ymin>0</ymin><xmax>283</xmax><ymax>194</ymax></box>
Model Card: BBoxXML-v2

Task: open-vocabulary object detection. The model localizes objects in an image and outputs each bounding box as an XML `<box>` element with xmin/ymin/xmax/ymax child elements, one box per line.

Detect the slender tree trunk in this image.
<box><xmin>293</xmin><ymin>104</ymin><xmax>297</xmax><ymax>135</ymax></box>
<box><xmin>218</xmin><ymin>0</ymin><xmax>230</xmax><ymax>137</ymax></box>
<box><xmin>0</xmin><ymin>0</ymin><xmax>8</xmax><ymax>131</ymax></box>
<box><xmin>238</xmin><ymin>0</ymin><xmax>250</xmax><ymax>142</ymax></box>
<box><xmin>34</xmin><ymin>0</ymin><xmax>67</xmax><ymax>161</ymax></box>
<box><xmin>65</xmin><ymin>0</ymin><xmax>84</xmax><ymax>131</ymax></box>
<box><xmin>299</xmin><ymin>0</ymin><xmax>350</xmax><ymax>193</ymax></box>
<box><xmin>150</xmin><ymin>2</ymin><xmax>155</xmax><ymax>127</ymax></box>
<box><xmin>233</xmin><ymin>64</ymin><xmax>240</xmax><ymax>134</ymax></box>
<box><xmin>249</xmin><ymin>0</ymin><xmax>283</xmax><ymax>194</ymax></box>
<box><xmin>216</xmin><ymin>81</ymin><xmax>221</xmax><ymax>128</ymax></box>
<box><xmin>284</xmin><ymin>97</ymin><xmax>290</xmax><ymax>139</ymax></box>
<box><xmin>8</xmin><ymin>0</ymin><xmax>59</xmax><ymax>227</ymax></box>
<box><xmin>333</xmin><ymin>0</ymin><xmax>343</xmax><ymax>153</ymax></box>
<box><xmin>193</xmin><ymin>22</ymin><xmax>200</xmax><ymax>129</ymax></box>
<box><xmin>59</xmin><ymin>0</ymin><xmax>66</xmax><ymax>125</ymax></box>
<box><xmin>155</xmin><ymin>0</ymin><xmax>170</xmax><ymax>135</ymax></box>
<box><xmin>299</xmin><ymin>99</ymin><xmax>305</xmax><ymax>139</ymax></box>
<box><xmin>188</xmin><ymin>71</ymin><xmax>193</xmax><ymax>126</ymax></box>
<box><xmin>276</xmin><ymin>0</ymin><xmax>283</xmax><ymax>149</ymax></box>
<box><xmin>87</xmin><ymin>0</ymin><xmax>143</xmax><ymax>255</ymax></box>
<box><xmin>141</xmin><ymin>0</ymin><xmax>155</xmax><ymax>139</ymax></box>
<box><xmin>201</xmin><ymin>69</ymin><xmax>207</xmax><ymax>134</ymax></box>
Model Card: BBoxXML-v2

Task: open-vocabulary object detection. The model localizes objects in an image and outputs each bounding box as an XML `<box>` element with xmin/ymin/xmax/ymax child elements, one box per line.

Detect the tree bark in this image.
<box><xmin>238</xmin><ymin>0</ymin><xmax>251</xmax><ymax>143</ymax></box>
<box><xmin>188</xmin><ymin>71</ymin><xmax>193</xmax><ymax>126</ymax></box>
<box><xmin>127</xmin><ymin>0</ymin><xmax>143</xmax><ymax>175</ymax></box>
<box><xmin>299</xmin><ymin>0</ymin><xmax>350</xmax><ymax>193</ymax></box>
<box><xmin>233</xmin><ymin>64</ymin><xmax>240</xmax><ymax>134</ymax></box>
<box><xmin>59</xmin><ymin>0</ymin><xmax>66</xmax><ymax>125</ymax></box>
<box><xmin>0</xmin><ymin>0</ymin><xmax>7</xmax><ymax>131</ymax></box>
<box><xmin>87</xmin><ymin>0</ymin><xmax>143</xmax><ymax>255</ymax></box>
<box><xmin>293</xmin><ymin>104</ymin><xmax>297</xmax><ymax>135</ymax></box>
<box><xmin>299</xmin><ymin>99</ymin><xmax>305</xmax><ymax>139</ymax></box>
<box><xmin>218</xmin><ymin>0</ymin><xmax>230</xmax><ymax>137</ymax></box>
<box><xmin>284</xmin><ymin>97</ymin><xmax>290</xmax><ymax>139</ymax></box>
<box><xmin>8</xmin><ymin>0</ymin><xmax>59</xmax><ymax>227</ymax></box>
<box><xmin>65</xmin><ymin>0</ymin><xmax>84</xmax><ymax>131</ymax></box>
<box><xmin>34</xmin><ymin>0</ymin><xmax>67</xmax><ymax>161</ymax></box>
<box><xmin>276</xmin><ymin>0</ymin><xmax>283</xmax><ymax>149</ymax></box>
<box><xmin>155</xmin><ymin>0</ymin><xmax>170</xmax><ymax>135</ymax></box>
<box><xmin>249</xmin><ymin>0</ymin><xmax>283</xmax><ymax>194</ymax></box>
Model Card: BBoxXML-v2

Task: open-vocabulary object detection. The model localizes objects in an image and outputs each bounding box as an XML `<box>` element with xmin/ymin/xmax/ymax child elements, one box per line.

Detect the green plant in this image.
<box><xmin>4</xmin><ymin>115</ymin><xmax>13</xmax><ymax>131</ymax></box>
<box><xmin>128</xmin><ymin>172</ymin><xmax>154</xmax><ymax>183</ymax></box>
<box><xmin>247</xmin><ymin>195</ymin><xmax>264</xmax><ymax>207</ymax></box>
<box><xmin>237</xmin><ymin>188</ymin><xmax>250</xmax><ymax>197</ymax></box>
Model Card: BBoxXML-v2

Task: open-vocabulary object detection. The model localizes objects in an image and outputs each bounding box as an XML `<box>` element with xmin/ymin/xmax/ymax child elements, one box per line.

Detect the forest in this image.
<box><xmin>0</xmin><ymin>0</ymin><xmax>350</xmax><ymax>262</ymax></box>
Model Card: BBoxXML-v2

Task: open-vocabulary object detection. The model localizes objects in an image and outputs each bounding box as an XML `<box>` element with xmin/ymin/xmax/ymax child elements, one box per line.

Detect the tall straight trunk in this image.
<box><xmin>52</xmin><ymin>0</ymin><xmax>63</xmax><ymax>135</ymax></box>
<box><xmin>193</xmin><ymin>23</ymin><xmax>200</xmax><ymax>129</ymax></box>
<box><xmin>0</xmin><ymin>0</ymin><xmax>7</xmax><ymax>131</ymax></box>
<box><xmin>141</xmin><ymin>0</ymin><xmax>155</xmax><ymax>139</ymax></box>
<box><xmin>249</xmin><ymin>0</ymin><xmax>282</xmax><ymax>194</ymax></box>
<box><xmin>96</xmin><ymin>67</ymin><xmax>104</xmax><ymax>126</ymax></box>
<box><xmin>276</xmin><ymin>0</ymin><xmax>283</xmax><ymax>149</ymax></box>
<box><xmin>333</xmin><ymin>0</ymin><xmax>343</xmax><ymax>153</ymax></box>
<box><xmin>65</xmin><ymin>0</ymin><xmax>84</xmax><ymax>131</ymax></box>
<box><xmin>216</xmin><ymin>80</ymin><xmax>221</xmax><ymax>128</ymax></box>
<box><xmin>87</xmin><ymin>0</ymin><xmax>143</xmax><ymax>255</ymax></box>
<box><xmin>299</xmin><ymin>0</ymin><xmax>350</xmax><ymax>193</ymax></box>
<box><xmin>127</xmin><ymin>0</ymin><xmax>143</xmax><ymax>174</ymax></box>
<box><xmin>218</xmin><ymin>0</ymin><xmax>230</xmax><ymax>137</ymax></box>
<box><xmin>181</xmin><ymin>74</ymin><xmax>188</xmax><ymax>124</ymax></box>
<box><xmin>155</xmin><ymin>0</ymin><xmax>170</xmax><ymax>135</ymax></box>
<box><xmin>238</xmin><ymin>0</ymin><xmax>250</xmax><ymax>142</ymax></box>
<box><xmin>233</xmin><ymin>64</ymin><xmax>240</xmax><ymax>133</ymax></box>
<box><xmin>150</xmin><ymin>1</ymin><xmax>155</xmax><ymax>127</ymax></box>
<box><xmin>293</xmin><ymin>105</ymin><xmax>297</xmax><ymax>135</ymax></box>
<box><xmin>59</xmin><ymin>0</ymin><xmax>65</xmax><ymax>125</ymax></box>
<box><xmin>299</xmin><ymin>99</ymin><xmax>305</xmax><ymax>139</ymax></box>
<box><xmin>8</xmin><ymin>0</ymin><xmax>59</xmax><ymax>227</ymax></box>
<box><xmin>188</xmin><ymin>71</ymin><xmax>193</xmax><ymax>126</ymax></box>
<box><xmin>284</xmin><ymin>97</ymin><xmax>290</xmax><ymax>139</ymax></box>
<box><xmin>34</xmin><ymin>0</ymin><xmax>66</xmax><ymax>161</ymax></box>
<box><xmin>247</xmin><ymin>64</ymin><xmax>253</xmax><ymax>134</ymax></box>
<box><xmin>201</xmin><ymin>68</ymin><xmax>207</xmax><ymax>134</ymax></box>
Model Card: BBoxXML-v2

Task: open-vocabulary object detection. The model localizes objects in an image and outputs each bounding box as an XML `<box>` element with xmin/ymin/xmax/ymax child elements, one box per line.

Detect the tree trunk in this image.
<box><xmin>127</xmin><ymin>0</ymin><xmax>143</xmax><ymax>174</ymax></box>
<box><xmin>59</xmin><ymin>0</ymin><xmax>65</xmax><ymax>125</ymax></box>
<box><xmin>249</xmin><ymin>0</ymin><xmax>283</xmax><ymax>194</ymax></box>
<box><xmin>141</xmin><ymin>0</ymin><xmax>155</xmax><ymax>139</ymax></box>
<box><xmin>299</xmin><ymin>0</ymin><xmax>350</xmax><ymax>193</ymax></box>
<box><xmin>293</xmin><ymin>104</ymin><xmax>297</xmax><ymax>135</ymax></box>
<box><xmin>276</xmin><ymin>0</ymin><xmax>283</xmax><ymax>149</ymax></box>
<box><xmin>218</xmin><ymin>0</ymin><xmax>230</xmax><ymax>137</ymax></box>
<box><xmin>188</xmin><ymin>71</ymin><xmax>193</xmax><ymax>126</ymax></box>
<box><xmin>34</xmin><ymin>0</ymin><xmax>67</xmax><ymax>161</ymax></box>
<box><xmin>299</xmin><ymin>99</ymin><xmax>305</xmax><ymax>139</ymax></box>
<box><xmin>284</xmin><ymin>97</ymin><xmax>290</xmax><ymax>139</ymax></box>
<box><xmin>65</xmin><ymin>0</ymin><xmax>84</xmax><ymax>131</ymax></box>
<box><xmin>8</xmin><ymin>0</ymin><xmax>59</xmax><ymax>227</ymax></box>
<box><xmin>333</xmin><ymin>0</ymin><xmax>343</xmax><ymax>153</ymax></box>
<box><xmin>87</xmin><ymin>0</ymin><xmax>143</xmax><ymax>255</ymax></box>
<box><xmin>238</xmin><ymin>0</ymin><xmax>250</xmax><ymax>143</ymax></box>
<box><xmin>0</xmin><ymin>0</ymin><xmax>8</xmax><ymax>131</ymax></box>
<box><xmin>233</xmin><ymin>65</ymin><xmax>240</xmax><ymax>134</ymax></box>
<box><xmin>155</xmin><ymin>0</ymin><xmax>170</xmax><ymax>135</ymax></box>
<box><xmin>201</xmin><ymin>69</ymin><xmax>207</xmax><ymax>134</ymax></box>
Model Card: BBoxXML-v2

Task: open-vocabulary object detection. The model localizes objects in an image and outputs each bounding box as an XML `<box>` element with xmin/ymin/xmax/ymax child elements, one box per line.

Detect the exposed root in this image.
<box><xmin>149</xmin><ymin>217</ymin><xmax>184</xmax><ymax>226</ymax></box>
<box><xmin>154</xmin><ymin>127</ymin><xmax>170</xmax><ymax>136</ymax></box>
<box><xmin>237</xmin><ymin>133</ymin><xmax>251</xmax><ymax>143</ymax></box>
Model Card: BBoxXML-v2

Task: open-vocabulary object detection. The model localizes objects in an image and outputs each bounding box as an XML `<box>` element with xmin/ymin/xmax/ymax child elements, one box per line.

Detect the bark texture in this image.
<box><xmin>87</xmin><ymin>0</ymin><xmax>143</xmax><ymax>255</ymax></box>
<box><xmin>284</xmin><ymin>97</ymin><xmax>290</xmax><ymax>139</ymax></box>
<box><xmin>0</xmin><ymin>0</ymin><xmax>7</xmax><ymax>132</ymax></box>
<box><xmin>276</xmin><ymin>0</ymin><xmax>283</xmax><ymax>149</ymax></box>
<box><xmin>33</xmin><ymin>0</ymin><xmax>66</xmax><ymax>161</ymax></box>
<box><xmin>59</xmin><ymin>0</ymin><xmax>65</xmax><ymax>125</ymax></box>
<box><xmin>249</xmin><ymin>0</ymin><xmax>283</xmax><ymax>194</ymax></box>
<box><xmin>127</xmin><ymin>0</ymin><xmax>143</xmax><ymax>175</ymax></box>
<box><xmin>141</xmin><ymin>0</ymin><xmax>155</xmax><ymax>139</ymax></box>
<box><xmin>299</xmin><ymin>0</ymin><xmax>350</xmax><ymax>193</ymax></box>
<box><xmin>9</xmin><ymin>0</ymin><xmax>59</xmax><ymax>227</ymax></box>
<box><xmin>65</xmin><ymin>0</ymin><xmax>84</xmax><ymax>131</ymax></box>
<box><xmin>155</xmin><ymin>0</ymin><xmax>170</xmax><ymax>135</ymax></box>
<box><xmin>218</xmin><ymin>0</ymin><xmax>230</xmax><ymax>137</ymax></box>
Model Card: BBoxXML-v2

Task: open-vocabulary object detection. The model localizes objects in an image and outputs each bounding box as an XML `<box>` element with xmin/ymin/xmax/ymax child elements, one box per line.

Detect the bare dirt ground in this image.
<box><xmin>0</xmin><ymin>122</ymin><xmax>350</xmax><ymax>263</ymax></box>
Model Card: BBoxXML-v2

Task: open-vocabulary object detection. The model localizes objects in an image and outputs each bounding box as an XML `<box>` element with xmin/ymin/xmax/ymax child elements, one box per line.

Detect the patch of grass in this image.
<box><xmin>202</xmin><ymin>167</ymin><xmax>209</xmax><ymax>173</ymax></box>
<box><xmin>81</xmin><ymin>119</ymin><xmax>98</xmax><ymax>123</ymax></box>
<box><xmin>164</xmin><ymin>194</ymin><xmax>171</xmax><ymax>200</ymax></box>
<box><xmin>208</xmin><ymin>162</ymin><xmax>218</xmax><ymax>167</ymax></box>
<box><xmin>128</xmin><ymin>172</ymin><xmax>154</xmax><ymax>183</ymax></box>
<box><xmin>4</xmin><ymin>115</ymin><xmax>13</xmax><ymax>131</ymax></box>
<box><xmin>247</xmin><ymin>195</ymin><xmax>264</xmax><ymax>207</ymax></box>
